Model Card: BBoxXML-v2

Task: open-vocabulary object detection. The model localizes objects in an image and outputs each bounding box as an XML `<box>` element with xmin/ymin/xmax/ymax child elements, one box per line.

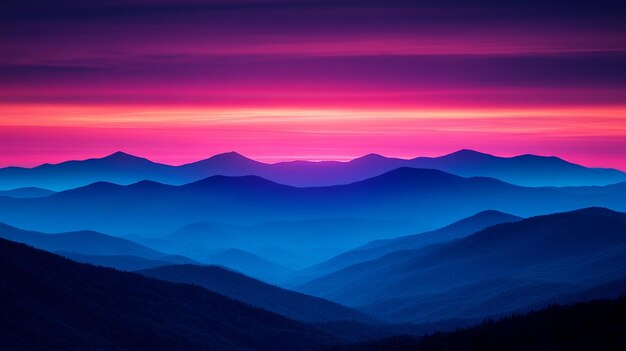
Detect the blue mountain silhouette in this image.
<box><xmin>0</xmin><ymin>168</ymin><xmax>624</xmax><ymax>239</ymax></box>
<box><xmin>0</xmin><ymin>238</ymin><xmax>342</xmax><ymax>350</ymax></box>
<box><xmin>292</xmin><ymin>210</ymin><xmax>522</xmax><ymax>283</ymax></box>
<box><xmin>1</xmin><ymin>149</ymin><xmax>623</xmax><ymax>190</ymax></box>
<box><xmin>139</xmin><ymin>264</ymin><xmax>376</xmax><ymax>323</ymax></box>
<box><xmin>298</xmin><ymin>208</ymin><xmax>626</xmax><ymax>323</ymax></box>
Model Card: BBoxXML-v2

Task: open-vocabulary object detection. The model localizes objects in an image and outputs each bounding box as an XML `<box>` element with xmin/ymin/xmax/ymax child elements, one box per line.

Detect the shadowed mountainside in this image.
<box><xmin>0</xmin><ymin>222</ymin><xmax>160</xmax><ymax>257</ymax></box>
<box><xmin>327</xmin><ymin>297</ymin><xmax>626</xmax><ymax>351</ymax></box>
<box><xmin>139</xmin><ymin>264</ymin><xmax>376</xmax><ymax>324</ymax></box>
<box><xmin>0</xmin><ymin>238</ymin><xmax>342</xmax><ymax>351</ymax></box>
<box><xmin>294</xmin><ymin>210</ymin><xmax>522</xmax><ymax>282</ymax></box>
<box><xmin>0</xmin><ymin>222</ymin><xmax>195</xmax><ymax>270</ymax></box>
<box><xmin>145</xmin><ymin>217</ymin><xmax>424</xmax><ymax>268</ymax></box>
<box><xmin>59</xmin><ymin>252</ymin><xmax>197</xmax><ymax>271</ymax></box>
<box><xmin>299</xmin><ymin>208</ymin><xmax>626</xmax><ymax>323</ymax></box>
<box><xmin>203</xmin><ymin>248</ymin><xmax>294</xmax><ymax>283</ymax></box>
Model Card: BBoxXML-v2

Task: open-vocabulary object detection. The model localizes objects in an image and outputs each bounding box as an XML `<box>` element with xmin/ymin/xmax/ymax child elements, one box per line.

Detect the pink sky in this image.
<box><xmin>2</xmin><ymin>104</ymin><xmax>626</xmax><ymax>170</ymax></box>
<box><xmin>1</xmin><ymin>1</ymin><xmax>625</xmax><ymax>170</ymax></box>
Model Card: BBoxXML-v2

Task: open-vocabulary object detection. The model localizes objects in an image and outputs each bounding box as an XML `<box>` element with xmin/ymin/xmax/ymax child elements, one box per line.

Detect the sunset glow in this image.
<box><xmin>2</xmin><ymin>1</ymin><xmax>626</xmax><ymax>169</ymax></box>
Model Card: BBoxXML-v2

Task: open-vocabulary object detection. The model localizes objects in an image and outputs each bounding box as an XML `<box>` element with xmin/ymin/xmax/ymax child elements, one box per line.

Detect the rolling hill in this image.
<box><xmin>0</xmin><ymin>151</ymin><xmax>178</xmax><ymax>191</ymax></box>
<box><xmin>59</xmin><ymin>252</ymin><xmax>197</xmax><ymax>271</ymax></box>
<box><xmin>296</xmin><ymin>210</ymin><xmax>522</xmax><ymax>281</ymax></box>
<box><xmin>204</xmin><ymin>248</ymin><xmax>294</xmax><ymax>283</ymax></box>
<box><xmin>298</xmin><ymin>208</ymin><xmax>626</xmax><ymax>323</ymax></box>
<box><xmin>147</xmin><ymin>217</ymin><xmax>424</xmax><ymax>268</ymax></box>
<box><xmin>0</xmin><ymin>222</ymin><xmax>195</xmax><ymax>270</ymax></box>
<box><xmin>0</xmin><ymin>237</ymin><xmax>341</xmax><ymax>351</ymax></box>
<box><xmin>139</xmin><ymin>264</ymin><xmax>376</xmax><ymax>323</ymax></box>
<box><xmin>0</xmin><ymin>187</ymin><xmax>55</xmax><ymax>198</ymax></box>
<box><xmin>0</xmin><ymin>222</ymin><xmax>162</xmax><ymax>257</ymax></box>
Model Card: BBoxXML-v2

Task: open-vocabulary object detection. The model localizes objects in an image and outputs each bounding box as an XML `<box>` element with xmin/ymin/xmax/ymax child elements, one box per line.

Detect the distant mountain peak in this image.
<box><xmin>100</xmin><ymin>151</ymin><xmax>152</xmax><ymax>164</ymax></box>
<box><xmin>210</xmin><ymin>151</ymin><xmax>253</xmax><ymax>161</ymax></box>
<box><xmin>473</xmin><ymin>209</ymin><xmax>518</xmax><ymax>217</ymax></box>
<box><xmin>445</xmin><ymin>149</ymin><xmax>493</xmax><ymax>158</ymax></box>
<box><xmin>185</xmin><ymin>174</ymin><xmax>283</xmax><ymax>189</ymax></box>
<box><xmin>568</xmin><ymin>206</ymin><xmax>620</xmax><ymax>216</ymax></box>
<box><xmin>455</xmin><ymin>210</ymin><xmax>523</xmax><ymax>226</ymax></box>
<box><xmin>186</xmin><ymin>151</ymin><xmax>259</xmax><ymax>168</ymax></box>
<box><xmin>352</xmin><ymin>167</ymin><xmax>462</xmax><ymax>188</ymax></box>
<box><xmin>513</xmin><ymin>153</ymin><xmax>573</xmax><ymax>165</ymax></box>
<box><xmin>381</xmin><ymin>166</ymin><xmax>455</xmax><ymax>178</ymax></box>
<box><xmin>352</xmin><ymin>153</ymin><xmax>387</xmax><ymax>162</ymax></box>
<box><xmin>104</xmin><ymin>151</ymin><xmax>138</xmax><ymax>159</ymax></box>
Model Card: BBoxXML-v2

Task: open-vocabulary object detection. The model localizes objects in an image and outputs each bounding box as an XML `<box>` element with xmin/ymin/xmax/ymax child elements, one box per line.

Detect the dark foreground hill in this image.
<box><xmin>328</xmin><ymin>297</ymin><xmax>626</xmax><ymax>351</ymax></box>
<box><xmin>139</xmin><ymin>264</ymin><xmax>376</xmax><ymax>324</ymax></box>
<box><xmin>0</xmin><ymin>238</ymin><xmax>339</xmax><ymax>351</ymax></box>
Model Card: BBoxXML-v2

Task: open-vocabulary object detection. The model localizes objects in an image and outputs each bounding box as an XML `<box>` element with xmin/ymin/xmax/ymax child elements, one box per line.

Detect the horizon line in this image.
<box><xmin>2</xmin><ymin>148</ymin><xmax>624</xmax><ymax>172</ymax></box>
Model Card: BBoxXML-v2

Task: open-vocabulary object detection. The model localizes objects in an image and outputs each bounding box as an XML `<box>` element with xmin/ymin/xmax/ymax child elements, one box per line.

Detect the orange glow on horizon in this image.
<box><xmin>2</xmin><ymin>102</ymin><xmax>626</xmax><ymax>171</ymax></box>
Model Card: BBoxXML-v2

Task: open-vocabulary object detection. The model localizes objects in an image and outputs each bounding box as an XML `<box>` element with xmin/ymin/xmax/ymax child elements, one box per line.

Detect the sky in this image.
<box><xmin>1</xmin><ymin>0</ymin><xmax>626</xmax><ymax>169</ymax></box>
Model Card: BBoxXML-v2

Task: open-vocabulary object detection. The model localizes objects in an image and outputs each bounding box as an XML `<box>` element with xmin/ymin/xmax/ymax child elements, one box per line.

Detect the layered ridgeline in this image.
<box><xmin>291</xmin><ymin>210</ymin><xmax>522</xmax><ymax>283</ymax></box>
<box><xmin>298</xmin><ymin>208</ymin><xmax>626</xmax><ymax>324</ymax></box>
<box><xmin>1</xmin><ymin>168</ymin><xmax>625</xmax><ymax>238</ymax></box>
<box><xmin>144</xmin><ymin>217</ymin><xmax>424</xmax><ymax>268</ymax></box>
<box><xmin>139</xmin><ymin>264</ymin><xmax>376</xmax><ymax>324</ymax></box>
<box><xmin>0</xmin><ymin>187</ymin><xmax>55</xmax><ymax>198</ymax></box>
<box><xmin>0</xmin><ymin>238</ymin><xmax>341</xmax><ymax>351</ymax></box>
<box><xmin>203</xmin><ymin>248</ymin><xmax>295</xmax><ymax>283</ymax></box>
<box><xmin>3</xmin><ymin>235</ymin><xmax>624</xmax><ymax>351</ymax></box>
<box><xmin>0</xmin><ymin>150</ymin><xmax>624</xmax><ymax>191</ymax></box>
<box><xmin>0</xmin><ymin>222</ymin><xmax>380</xmax><ymax>325</ymax></box>
<box><xmin>0</xmin><ymin>222</ymin><xmax>195</xmax><ymax>271</ymax></box>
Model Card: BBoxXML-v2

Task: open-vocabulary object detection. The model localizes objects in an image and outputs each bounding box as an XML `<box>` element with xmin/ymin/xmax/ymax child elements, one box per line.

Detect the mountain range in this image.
<box><xmin>298</xmin><ymin>208</ymin><xmax>626</xmax><ymax>323</ymax></box>
<box><xmin>3</xmin><ymin>149</ymin><xmax>626</xmax><ymax>349</ymax></box>
<box><xmin>292</xmin><ymin>210</ymin><xmax>522</xmax><ymax>283</ymax></box>
<box><xmin>1</xmin><ymin>149</ymin><xmax>624</xmax><ymax>191</ymax></box>
<box><xmin>3</xmin><ymin>234</ymin><xmax>625</xmax><ymax>351</ymax></box>
<box><xmin>143</xmin><ymin>217</ymin><xmax>424</xmax><ymax>268</ymax></box>
<box><xmin>1</xmin><ymin>168</ymin><xmax>624</xmax><ymax>239</ymax></box>
<box><xmin>203</xmin><ymin>248</ymin><xmax>294</xmax><ymax>283</ymax></box>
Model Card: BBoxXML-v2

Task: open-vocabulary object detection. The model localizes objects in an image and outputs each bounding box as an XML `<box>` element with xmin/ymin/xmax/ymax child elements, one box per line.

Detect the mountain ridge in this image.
<box><xmin>138</xmin><ymin>264</ymin><xmax>377</xmax><ymax>324</ymax></box>
<box><xmin>292</xmin><ymin>210</ymin><xmax>522</xmax><ymax>283</ymax></box>
<box><xmin>1</xmin><ymin>149</ymin><xmax>623</xmax><ymax>190</ymax></box>
<box><xmin>298</xmin><ymin>207</ymin><xmax>626</xmax><ymax>323</ymax></box>
<box><xmin>1</xmin><ymin>167</ymin><xmax>624</xmax><ymax>237</ymax></box>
